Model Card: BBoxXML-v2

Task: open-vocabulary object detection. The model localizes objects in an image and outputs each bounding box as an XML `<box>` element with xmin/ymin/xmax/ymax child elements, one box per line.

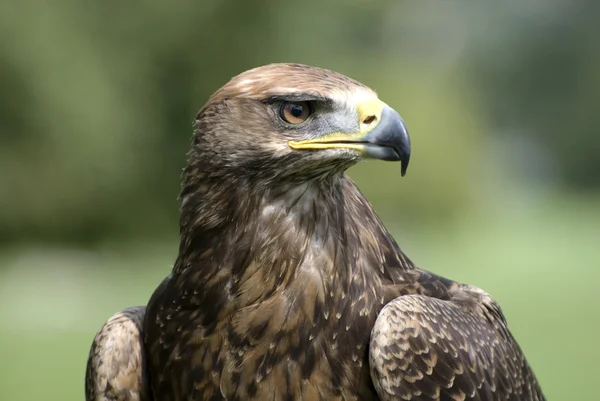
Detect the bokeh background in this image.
<box><xmin>1</xmin><ymin>1</ymin><xmax>598</xmax><ymax>400</ymax></box>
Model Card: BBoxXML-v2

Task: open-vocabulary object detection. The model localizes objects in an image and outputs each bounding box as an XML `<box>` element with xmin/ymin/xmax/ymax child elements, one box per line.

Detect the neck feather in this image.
<box><xmin>173</xmin><ymin>173</ymin><xmax>413</xmax><ymax>313</ymax></box>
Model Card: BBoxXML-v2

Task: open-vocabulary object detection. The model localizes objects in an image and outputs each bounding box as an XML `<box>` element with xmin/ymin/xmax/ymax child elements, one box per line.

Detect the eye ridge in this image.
<box><xmin>279</xmin><ymin>101</ymin><xmax>312</xmax><ymax>125</ymax></box>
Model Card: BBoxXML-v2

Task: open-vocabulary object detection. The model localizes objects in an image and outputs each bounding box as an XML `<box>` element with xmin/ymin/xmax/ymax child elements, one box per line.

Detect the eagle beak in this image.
<box><xmin>288</xmin><ymin>99</ymin><xmax>411</xmax><ymax>176</ymax></box>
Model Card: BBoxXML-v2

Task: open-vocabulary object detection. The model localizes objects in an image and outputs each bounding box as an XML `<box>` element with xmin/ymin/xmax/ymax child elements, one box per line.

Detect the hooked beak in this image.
<box><xmin>288</xmin><ymin>99</ymin><xmax>411</xmax><ymax>176</ymax></box>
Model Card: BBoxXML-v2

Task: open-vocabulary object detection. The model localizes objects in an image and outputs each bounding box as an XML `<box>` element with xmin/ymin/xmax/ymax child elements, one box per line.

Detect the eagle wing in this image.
<box><xmin>85</xmin><ymin>306</ymin><xmax>150</xmax><ymax>401</ymax></box>
<box><xmin>369</xmin><ymin>289</ymin><xmax>545</xmax><ymax>401</ymax></box>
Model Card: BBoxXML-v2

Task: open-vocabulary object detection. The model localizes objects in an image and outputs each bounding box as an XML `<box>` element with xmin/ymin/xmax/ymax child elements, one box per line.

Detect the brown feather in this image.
<box><xmin>85</xmin><ymin>63</ymin><xmax>546</xmax><ymax>401</ymax></box>
<box><xmin>370</xmin><ymin>287</ymin><xmax>545</xmax><ymax>401</ymax></box>
<box><xmin>85</xmin><ymin>306</ymin><xmax>149</xmax><ymax>401</ymax></box>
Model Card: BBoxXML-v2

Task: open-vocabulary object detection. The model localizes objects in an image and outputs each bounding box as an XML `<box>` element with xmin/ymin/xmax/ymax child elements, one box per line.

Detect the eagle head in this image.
<box><xmin>185</xmin><ymin>63</ymin><xmax>411</xmax><ymax>190</ymax></box>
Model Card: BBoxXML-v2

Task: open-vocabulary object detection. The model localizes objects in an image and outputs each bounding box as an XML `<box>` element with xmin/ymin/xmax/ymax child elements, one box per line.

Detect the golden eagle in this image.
<box><xmin>85</xmin><ymin>63</ymin><xmax>546</xmax><ymax>401</ymax></box>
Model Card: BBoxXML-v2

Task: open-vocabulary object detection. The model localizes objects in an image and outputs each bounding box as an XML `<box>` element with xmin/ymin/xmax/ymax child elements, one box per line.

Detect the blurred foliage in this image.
<box><xmin>467</xmin><ymin>0</ymin><xmax>600</xmax><ymax>189</ymax></box>
<box><xmin>1</xmin><ymin>0</ymin><xmax>597</xmax><ymax>243</ymax></box>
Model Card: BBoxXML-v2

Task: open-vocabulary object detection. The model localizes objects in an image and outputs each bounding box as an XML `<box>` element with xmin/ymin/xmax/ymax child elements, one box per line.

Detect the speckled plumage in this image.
<box><xmin>85</xmin><ymin>63</ymin><xmax>546</xmax><ymax>401</ymax></box>
<box><xmin>85</xmin><ymin>306</ymin><xmax>149</xmax><ymax>401</ymax></box>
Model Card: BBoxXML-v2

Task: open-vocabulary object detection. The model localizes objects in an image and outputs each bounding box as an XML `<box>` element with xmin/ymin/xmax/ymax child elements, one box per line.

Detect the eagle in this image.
<box><xmin>85</xmin><ymin>63</ymin><xmax>546</xmax><ymax>401</ymax></box>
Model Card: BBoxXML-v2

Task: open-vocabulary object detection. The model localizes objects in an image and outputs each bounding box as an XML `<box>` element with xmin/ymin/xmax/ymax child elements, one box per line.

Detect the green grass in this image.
<box><xmin>0</xmin><ymin>199</ymin><xmax>597</xmax><ymax>401</ymax></box>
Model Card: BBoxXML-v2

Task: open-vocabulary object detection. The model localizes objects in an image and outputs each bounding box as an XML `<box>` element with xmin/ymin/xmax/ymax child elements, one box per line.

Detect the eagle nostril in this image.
<box><xmin>362</xmin><ymin>115</ymin><xmax>377</xmax><ymax>126</ymax></box>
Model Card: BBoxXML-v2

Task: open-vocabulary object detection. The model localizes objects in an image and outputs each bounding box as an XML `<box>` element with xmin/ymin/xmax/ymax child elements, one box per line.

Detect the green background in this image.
<box><xmin>1</xmin><ymin>1</ymin><xmax>598</xmax><ymax>400</ymax></box>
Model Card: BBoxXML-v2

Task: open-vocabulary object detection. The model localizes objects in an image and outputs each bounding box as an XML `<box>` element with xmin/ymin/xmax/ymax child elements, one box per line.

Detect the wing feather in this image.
<box><xmin>369</xmin><ymin>293</ymin><xmax>545</xmax><ymax>401</ymax></box>
<box><xmin>85</xmin><ymin>306</ymin><xmax>150</xmax><ymax>401</ymax></box>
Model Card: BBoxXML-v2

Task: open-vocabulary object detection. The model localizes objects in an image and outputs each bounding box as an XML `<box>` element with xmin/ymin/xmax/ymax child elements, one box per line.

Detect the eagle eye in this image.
<box><xmin>279</xmin><ymin>101</ymin><xmax>311</xmax><ymax>125</ymax></box>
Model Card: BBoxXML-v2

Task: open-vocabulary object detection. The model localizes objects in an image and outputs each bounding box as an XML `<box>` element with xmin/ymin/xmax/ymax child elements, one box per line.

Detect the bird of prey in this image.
<box><xmin>85</xmin><ymin>63</ymin><xmax>546</xmax><ymax>401</ymax></box>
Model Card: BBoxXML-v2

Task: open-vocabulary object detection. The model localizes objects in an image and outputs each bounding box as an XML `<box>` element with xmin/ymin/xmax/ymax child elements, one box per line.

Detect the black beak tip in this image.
<box><xmin>395</xmin><ymin>114</ymin><xmax>411</xmax><ymax>177</ymax></box>
<box><xmin>401</xmin><ymin>155</ymin><xmax>410</xmax><ymax>177</ymax></box>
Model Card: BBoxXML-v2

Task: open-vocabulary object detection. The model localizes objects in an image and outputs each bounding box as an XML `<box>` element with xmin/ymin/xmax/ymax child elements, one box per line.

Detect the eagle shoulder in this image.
<box><xmin>85</xmin><ymin>306</ymin><xmax>149</xmax><ymax>401</ymax></box>
<box><xmin>369</xmin><ymin>282</ymin><xmax>545</xmax><ymax>401</ymax></box>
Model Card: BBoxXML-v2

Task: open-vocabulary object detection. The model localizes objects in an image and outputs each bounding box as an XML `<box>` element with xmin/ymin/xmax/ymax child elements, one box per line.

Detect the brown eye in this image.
<box><xmin>279</xmin><ymin>101</ymin><xmax>311</xmax><ymax>124</ymax></box>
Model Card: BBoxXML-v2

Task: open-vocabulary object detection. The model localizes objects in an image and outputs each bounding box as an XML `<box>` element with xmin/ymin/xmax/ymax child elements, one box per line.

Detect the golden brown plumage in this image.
<box><xmin>85</xmin><ymin>63</ymin><xmax>545</xmax><ymax>401</ymax></box>
<box><xmin>85</xmin><ymin>306</ymin><xmax>149</xmax><ymax>401</ymax></box>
